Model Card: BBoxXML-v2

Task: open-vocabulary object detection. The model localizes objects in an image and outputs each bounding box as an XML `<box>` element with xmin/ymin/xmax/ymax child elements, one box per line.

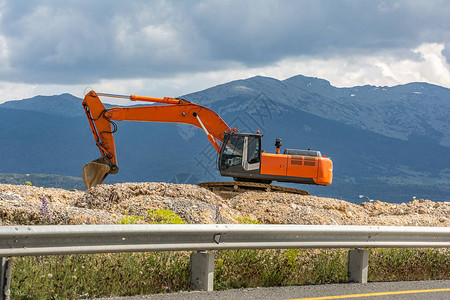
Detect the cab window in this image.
<box><xmin>221</xmin><ymin>135</ymin><xmax>244</xmax><ymax>168</ymax></box>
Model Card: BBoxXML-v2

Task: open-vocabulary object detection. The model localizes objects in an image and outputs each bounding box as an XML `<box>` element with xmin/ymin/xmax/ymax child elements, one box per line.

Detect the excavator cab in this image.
<box><xmin>219</xmin><ymin>131</ymin><xmax>333</xmax><ymax>185</ymax></box>
<box><xmin>219</xmin><ymin>132</ymin><xmax>263</xmax><ymax>181</ymax></box>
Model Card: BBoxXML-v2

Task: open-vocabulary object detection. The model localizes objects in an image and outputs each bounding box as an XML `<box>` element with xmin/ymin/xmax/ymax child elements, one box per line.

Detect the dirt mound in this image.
<box><xmin>0</xmin><ymin>183</ymin><xmax>448</xmax><ymax>227</ymax></box>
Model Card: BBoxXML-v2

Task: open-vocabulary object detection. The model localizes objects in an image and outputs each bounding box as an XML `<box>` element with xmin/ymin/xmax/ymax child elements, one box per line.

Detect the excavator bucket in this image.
<box><xmin>82</xmin><ymin>162</ymin><xmax>110</xmax><ymax>189</ymax></box>
<box><xmin>82</xmin><ymin>157</ymin><xmax>118</xmax><ymax>189</ymax></box>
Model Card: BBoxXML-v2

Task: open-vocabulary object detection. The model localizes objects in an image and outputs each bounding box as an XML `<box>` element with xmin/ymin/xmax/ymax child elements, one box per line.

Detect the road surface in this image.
<box><xmin>96</xmin><ymin>280</ymin><xmax>449</xmax><ymax>300</ymax></box>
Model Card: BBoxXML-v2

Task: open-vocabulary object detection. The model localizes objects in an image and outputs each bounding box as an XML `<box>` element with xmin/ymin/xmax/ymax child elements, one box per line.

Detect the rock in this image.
<box><xmin>338</xmin><ymin>204</ymin><xmax>347</xmax><ymax>212</ymax></box>
<box><xmin>418</xmin><ymin>208</ymin><xmax>427</xmax><ymax>214</ymax></box>
<box><xmin>0</xmin><ymin>191</ymin><xmax>22</xmax><ymax>201</ymax></box>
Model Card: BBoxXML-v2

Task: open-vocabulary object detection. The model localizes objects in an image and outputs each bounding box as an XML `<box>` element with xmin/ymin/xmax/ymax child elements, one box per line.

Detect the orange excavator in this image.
<box><xmin>82</xmin><ymin>90</ymin><xmax>333</xmax><ymax>191</ymax></box>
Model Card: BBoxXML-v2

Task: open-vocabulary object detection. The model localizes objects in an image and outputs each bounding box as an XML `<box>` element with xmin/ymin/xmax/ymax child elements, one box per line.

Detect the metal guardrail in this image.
<box><xmin>0</xmin><ymin>224</ymin><xmax>448</xmax><ymax>257</ymax></box>
<box><xmin>0</xmin><ymin>224</ymin><xmax>449</xmax><ymax>297</ymax></box>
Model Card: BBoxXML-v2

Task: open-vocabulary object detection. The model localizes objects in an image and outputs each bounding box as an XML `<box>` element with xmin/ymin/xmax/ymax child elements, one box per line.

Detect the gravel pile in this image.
<box><xmin>229</xmin><ymin>192</ymin><xmax>449</xmax><ymax>226</ymax></box>
<box><xmin>0</xmin><ymin>184</ymin><xmax>121</xmax><ymax>225</ymax></box>
<box><xmin>0</xmin><ymin>182</ymin><xmax>448</xmax><ymax>227</ymax></box>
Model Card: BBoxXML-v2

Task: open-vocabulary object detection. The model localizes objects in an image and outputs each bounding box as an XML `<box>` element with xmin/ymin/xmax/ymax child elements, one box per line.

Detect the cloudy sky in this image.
<box><xmin>0</xmin><ymin>0</ymin><xmax>449</xmax><ymax>104</ymax></box>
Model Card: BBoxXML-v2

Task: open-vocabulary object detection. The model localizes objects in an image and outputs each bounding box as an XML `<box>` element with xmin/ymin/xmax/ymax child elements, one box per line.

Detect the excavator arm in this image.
<box><xmin>82</xmin><ymin>90</ymin><xmax>235</xmax><ymax>188</ymax></box>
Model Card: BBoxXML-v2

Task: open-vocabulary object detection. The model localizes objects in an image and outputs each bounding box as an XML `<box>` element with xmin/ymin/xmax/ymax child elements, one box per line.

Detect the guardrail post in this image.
<box><xmin>189</xmin><ymin>250</ymin><xmax>214</xmax><ymax>291</ymax></box>
<box><xmin>0</xmin><ymin>257</ymin><xmax>12</xmax><ymax>300</ymax></box>
<box><xmin>347</xmin><ymin>249</ymin><xmax>369</xmax><ymax>283</ymax></box>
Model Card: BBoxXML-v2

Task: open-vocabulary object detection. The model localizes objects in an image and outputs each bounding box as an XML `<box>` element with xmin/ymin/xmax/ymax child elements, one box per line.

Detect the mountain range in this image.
<box><xmin>1</xmin><ymin>75</ymin><xmax>449</xmax><ymax>203</ymax></box>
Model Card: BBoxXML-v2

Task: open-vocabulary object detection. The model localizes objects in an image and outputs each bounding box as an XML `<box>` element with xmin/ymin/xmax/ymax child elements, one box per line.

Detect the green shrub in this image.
<box><xmin>147</xmin><ymin>209</ymin><xmax>186</xmax><ymax>224</ymax></box>
<box><xmin>236</xmin><ymin>217</ymin><xmax>260</xmax><ymax>224</ymax></box>
<box><xmin>120</xmin><ymin>215</ymin><xmax>144</xmax><ymax>224</ymax></box>
<box><xmin>284</xmin><ymin>249</ymin><xmax>299</xmax><ymax>266</ymax></box>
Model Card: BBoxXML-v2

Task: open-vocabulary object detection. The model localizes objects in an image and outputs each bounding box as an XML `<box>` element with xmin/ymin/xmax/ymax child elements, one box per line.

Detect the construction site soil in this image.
<box><xmin>0</xmin><ymin>182</ymin><xmax>448</xmax><ymax>227</ymax></box>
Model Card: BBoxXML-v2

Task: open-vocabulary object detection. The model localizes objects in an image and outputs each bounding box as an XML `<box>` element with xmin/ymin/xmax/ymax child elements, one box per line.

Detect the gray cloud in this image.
<box><xmin>192</xmin><ymin>1</ymin><xmax>450</xmax><ymax>63</ymax></box>
<box><xmin>0</xmin><ymin>0</ymin><xmax>449</xmax><ymax>84</ymax></box>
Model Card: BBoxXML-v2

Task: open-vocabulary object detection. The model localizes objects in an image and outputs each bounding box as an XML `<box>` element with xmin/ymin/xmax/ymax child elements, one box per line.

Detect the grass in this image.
<box><xmin>214</xmin><ymin>249</ymin><xmax>348</xmax><ymax>290</ymax></box>
<box><xmin>10</xmin><ymin>248</ymin><xmax>449</xmax><ymax>299</ymax></box>
<box><xmin>368</xmin><ymin>248</ymin><xmax>449</xmax><ymax>281</ymax></box>
<box><xmin>12</xmin><ymin>252</ymin><xmax>190</xmax><ymax>300</ymax></box>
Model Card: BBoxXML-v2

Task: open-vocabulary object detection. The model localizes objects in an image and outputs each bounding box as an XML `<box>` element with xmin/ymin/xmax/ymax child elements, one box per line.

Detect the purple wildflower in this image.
<box><xmin>39</xmin><ymin>196</ymin><xmax>52</xmax><ymax>224</ymax></box>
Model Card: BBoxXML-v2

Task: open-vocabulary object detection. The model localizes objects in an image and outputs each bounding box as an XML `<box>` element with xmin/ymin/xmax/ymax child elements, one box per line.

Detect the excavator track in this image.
<box><xmin>198</xmin><ymin>181</ymin><xmax>310</xmax><ymax>199</ymax></box>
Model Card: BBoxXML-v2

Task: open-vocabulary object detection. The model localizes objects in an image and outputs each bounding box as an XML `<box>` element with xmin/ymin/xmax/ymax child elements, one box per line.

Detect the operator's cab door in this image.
<box><xmin>242</xmin><ymin>135</ymin><xmax>261</xmax><ymax>171</ymax></box>
<box><xmin>219</xmin><ymin>133</ymin><xmax>261</xmax><ymax>177</ymax></box>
